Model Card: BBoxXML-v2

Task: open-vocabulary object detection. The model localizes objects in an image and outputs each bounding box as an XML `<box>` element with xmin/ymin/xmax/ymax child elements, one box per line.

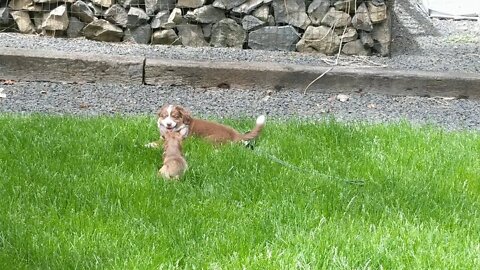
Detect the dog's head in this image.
<box><xmin>157</xmin><ymin>105</ymin><xmax>191</xmax><ymax>137</ymax></box>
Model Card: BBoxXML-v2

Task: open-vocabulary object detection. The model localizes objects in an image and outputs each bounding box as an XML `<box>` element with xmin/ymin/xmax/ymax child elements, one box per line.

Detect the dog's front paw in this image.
<box><xmin>145</xmin><ymin>141</ymin><xmax>160</xmax><ymax>148</ymax></box>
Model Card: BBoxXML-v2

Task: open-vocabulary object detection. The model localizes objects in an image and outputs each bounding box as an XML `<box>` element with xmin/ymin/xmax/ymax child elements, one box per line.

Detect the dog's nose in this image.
<box><xmin>166</xmin><ymin>123</ymin><xmax>172</xmax><ymax>128</ymax></box>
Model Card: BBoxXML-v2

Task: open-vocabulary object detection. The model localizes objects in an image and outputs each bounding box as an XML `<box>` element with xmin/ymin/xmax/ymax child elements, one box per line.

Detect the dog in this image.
<box><xmin>158</xmin><ymin>130</ymin><xmax>188</xmax><ymax>179</ymax></box>
<box><xmin>155</xmin><ymin>104</ymin><xmax>266</xmax><ymax>144</ymax></box>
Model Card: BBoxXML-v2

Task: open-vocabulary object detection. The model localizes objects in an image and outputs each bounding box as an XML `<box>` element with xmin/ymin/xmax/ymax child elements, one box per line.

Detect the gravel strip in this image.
<box><xmin>1</xmin><ymin>81</ymin><xmax>479</xmax><ymax>131</ymax></box>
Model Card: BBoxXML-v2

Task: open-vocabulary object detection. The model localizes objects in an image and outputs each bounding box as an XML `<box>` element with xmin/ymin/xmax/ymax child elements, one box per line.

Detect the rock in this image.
<box><xmin>308</xmin><ymin>0</ymin><xmax>330</xmax><ymax>25</ymax></box>
<box><xmin>321</xmin><ymin>7</ymin><xmax>351</xmax><ymax>28</ymax></box>
<box><xmin>333</xmin><ymin>0</ymin><xmax>360</xmax><ymax>13</ymax></box>
<box><xmin>145</xmin><ymin>0</ymin><xmax>176</xmax><ymax>15</ymax></box>
<box><xmin>367</xmin><ymin>1</ymin><xmax>387</xmax><ymax>23</ymax></box>
<box><xmin>359</xmin><ymin>31</ymin><xmax>374</xmax><ymax>47</ymax></box>
<box><xmin>177</xmin><ymin>24</ymin><xmax>208</xmax><ymax>47</ymax></box>
<box><xmin>66</xmin><ymin>16</ymin><xmax>85</xmax><ymax>38</ymax></box>
<box><xmin>84</xmin><ymin>19</ymin><xmax>124</xmax><ymax>42</ymax></box>
<box><xmin>267</xmin><ymin>15</ymin><xmax>275</xmax><ymax>26</ymax></box>
<box><xmin>249</xmin><ymin>25</ymin><xmax>299</xmax><ymax>51</ymax></box>
<box><xmin>8</xmin><ymin>0</ymin><xmax>41</xmax><ymax>11</ymax></box>
<box><xmin>252</xmin><ymin>5</ymin><xmax>269</xmax><ymax>21</ymax></box>
<box><xmin>242</xmin><ymin>15</ymin><xmax>265</xmax><ymax>31</ymax></box>
<box><xmin>151</xmin><ymin>29</ymin><xmax>181</xmax><ymax>45</ymax></box>
<box><xmin>11</xmin><ymin>10</ymin><xmax>35</xmax><ymax>34</ymax></box>
<box><xmin>124</xmin><ymin>23</ymin><xmax>152</xmax><ymax>44</ymax></box>
<box><xmin>71</xmin><ymin>0</ymin><xmax>95</xmax><ymax>24</ymax></box>
<box><xmin>151</xmin><ymin>10</ymin><xmax>171</xmax><ymax>29</ymax></box>
<box><xmin>371</xmin><ymin>14</ymin><xmax>391</xmax><ymax>56</ymax></box>
<box><xmin>296</xmin><ymin>25</ymin><xmax>340</xmax><ymax>55</ymax></box>
<box><xmin>41</xmin><ymin>4</ymin><xmax>69</xmax><ymax>31</ymax></box>
<box><xmin>87</xmin><ymin>2</ymin><xmax>103</xmax><ymax>17</ymax></box>
<box><xmin>104</xmin><ymin>4</ymin><xmax>128</xmax><ymax>28</ymax></box>
<box><xmin>213</xmin><ymin>0</ymin><xmax>248</xmax><ymax>10</ymax></box>
<box><xmin>336</xmin><ymin>94</ymin><xmax>349</xmax><ymax>102</ymax></box>
<box><xmin>92</xmin><ymin>0</ymin><xmax>114</xmax><ymax>8</ymax></box>
<box><xmin>168</xmin><ymin>8</ymin><xmax>184</xmax><ymax>25</ymax></box>
<box><xmin>371</xmin><ymin>0</ymin><xmax>385</xmax><ymax>6</ymax></box>
<box><xmin>232</xmin><ymin>0</ymin><xmax>263</xmax><ymax>14</ymax></box>
<box><xmin>342</xmin><ymin>39</ymin><xmax>370</xmax><ymax>55</ymax></box>
<box><xmin>177</xmin><ymin>0</ymin><xmax>206</xmax><ymax>8</ymax></box>
<box><xmin>335</xmin><ymin>27</ymin><xmax>357</xmax><ymax>42</ymax></box>
<box><xmin>210</xmin><ymin>18</ymin><xmax>246</xmax><ymax>48</ymax></box>
<box><xmin>352</xmin><ymin>2</ymin><xmax>372</xmax><ymax>31</ymax></box>
<box><xmin>185</xmin><ymin>5</ymin><xmax>225</xmax><ymax>24</ymax></box>
<box><xmin>202</xmin><ymin>24</ymin><xmax>212</xmax><ymax>40</ymax></box>
<box><xmin>0</xmin><ymin>7</ymin><xmax>11</xmax><ymax>26</ymax></box>
<box><xmin>127</xmin><ymin>7</ymin><xmax>149</xmax><ymax>28</ymax></box>
<box><xmin>117</xmin><ymin>0</ymin><xmax>142</xmax><ymax>8</ymax></box>
<box><xmin>272</xmin><ymin>0</ymin><xmax>311</xmax><ymax>29</ymax></box>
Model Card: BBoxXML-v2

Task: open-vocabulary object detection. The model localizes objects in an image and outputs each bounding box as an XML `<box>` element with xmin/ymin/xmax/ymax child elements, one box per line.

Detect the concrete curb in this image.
<box><xmin>1</xmin><ymin>47</ymin><xmax>479</xmax><ymax>98</ymax></box>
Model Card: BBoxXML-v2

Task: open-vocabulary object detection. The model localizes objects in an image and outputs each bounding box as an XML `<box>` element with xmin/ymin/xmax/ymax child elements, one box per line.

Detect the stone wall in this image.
<box><xmin>0</xmin><ymin>0</ymin><xmax>392</xmax><ymax>56</ymax></box>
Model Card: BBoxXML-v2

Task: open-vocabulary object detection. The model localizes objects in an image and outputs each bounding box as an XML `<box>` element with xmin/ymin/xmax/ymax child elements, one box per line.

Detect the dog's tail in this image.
<box><xmin>241</xmin><ymin>115</ymin><xmax>266</xmax><ymax>141</ymax></box>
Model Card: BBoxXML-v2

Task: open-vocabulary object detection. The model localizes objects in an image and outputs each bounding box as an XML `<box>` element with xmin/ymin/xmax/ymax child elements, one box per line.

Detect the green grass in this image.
<box><xmin>1</xmin><ymin>114</ymin><xmax>479</xmax><ymax>269</ymax></box>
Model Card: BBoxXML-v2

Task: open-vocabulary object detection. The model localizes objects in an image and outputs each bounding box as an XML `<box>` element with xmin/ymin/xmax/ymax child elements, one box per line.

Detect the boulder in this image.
<box><xmin>249</xmin><ymin>25</ymin><xmax>299</xmax><ymax>51</ymax></box>
<box><xmin>177</xmin><ymin>24</ymin><xmax>208</xmax><ymax>47</ymax></box>
<box><xmin>117</xmin><ymin>0</ymin><xmax>143</xmax><ymax>8</ymax></box>
<box><xmin>124</xmin><ymin>24</ymin><xmax>152</xmax><ymax>44</ymax></box>
<box><xmin>367</xmin><ymin>1</ymin><xmax>387</xmax><ymax>23</ymax></box>
<box><xmin>168</xmin><ymin>8</ymin><xmax>184</xmax><ymax>25</ymax></box>
<box><xmin>87</xmin><ymin>2</ymin><xmax>103</xmax><ymax>17</ymax></box>
<box><xmin>359</xmin><ymin>30</ymin><xmax>374</xmax><ymax>47</ymax></box>
<box><xmin>8</xmin><ymin>0</ymin><xmax>41</xmax><ymax>11</ymax></box>
<box><xmin>296</xmin><ymin>25</ymin><xmax>340</xmax><ymax>55</ymax></box>
<box><xmin>151</xmin><ymin>29</ymin><xmax>182</xmax><ymax>45</ymax></box>
<box><xmin>232</xmin><ymin>0</ymin><xmax>263</xmax><ymax>14</ymax></box>
<box><xmin>41</xmin><ymin>4</ymin><xmax>69</xmax><ymax>31</ymax></box>
<box><xmin>84</xmin><ymin>19</ymin><xmax>124</xmax><ymax>42</ymax></box>
<box><xmin>212</xmin><ymin>0</ymin><xmax>248</xmax><ymax>10</ymax></box>
<box><xmin>333</xmin><ymin>0</ymin><xmax>360</xmax><ymax>13</ymax></box>
<box><xmin>0</xmin><ymin>7</ymin><xmax>12</xmax><ymax>26</ymax></box>
<box><xmin>210</xmin><ymin>18</ymin><xmax>246</xmax><ymax>48</ymax></box>
<box><xmin>11</xmin><ymin>10</ymin><xmax>35</xmax><ymax>34</ymax></box>
<box><xmin>371</xmin><ymin>15</ymin><xmax>391</xmax><ymax>56</ymax></box>
<box><xmin>104</xmin><ymin>4</ymin><xmax>128</xmax><ymax>28</ymax></box>
<box><xmin>321</xmin><ymin>7</ymin><xmax>351</xmax><ymax>28</ymax></box>
<box><xmin>242</xmin><ymin>15</ymin><xmax>265</xmax><ymax>31</ymax></box>
<box><xmin>71</xmin><ymin>0</ymin><xmax>95</xmax><ymax>24</ymax></box>
<box><xmin>151</xmin><ymin>10</ymin><xmax>171</xmax><ymax>29</ymax></box>
<box><xmin>342</xmin><ymin>39</ymin><xmax>370</xmax><ymax>55</ymax></box>
<box><xmin>352</xmin><ymin>2</ymin><xmax>372</xmax><ymax>31</ymax></box>
<box><xmin>308</xmin><ymin>0</ymin><xmax>330</xmax><ymax>25</ymax></box>
<box><xmin>185</xmin><ymin>5</ymin><xmax>225</xmax><ymax>24</ymax></box>
<box><xmin>335</xmin><ymin>27</ymin><xmax>357</xmax><ymax>42</ymax></box>
<box><xmin>92</xmin><ymin>0</ymin><xmax>114</xmax><ymax>8</ymax></box>
<box><xmin>145</xmin><ymin>0</ymin><xmax>176</xmax><ymax>15</ymax></box>
<box><xmin>177</xmin><ymin>0</ymin><xmax>206</xmax><ymax>8</ymax></box>
<box><xmin>67</xmin><ymin>16</ymin><xmax>85</xmax><ymax>38</ymax></box>
<box><xmin>127</xmin><ymin>7</ymin><xmax>149</xmax><ymax>28</ymax></box>
<box><xmin>252</xmin><ymin>5</ymin><xmax>269</xmax><ymax>21</ymax></box>
<box><xmin>272</xmin><ymin>0</ymin><xmax>311</xmax><ymax>29</ymax></box>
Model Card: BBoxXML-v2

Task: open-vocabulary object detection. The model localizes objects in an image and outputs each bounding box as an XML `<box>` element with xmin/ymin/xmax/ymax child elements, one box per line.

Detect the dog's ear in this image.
<box><xmin>177</xmin><ymin>106</ymin><xmax>192</xmax><ymax>125</ymax></box>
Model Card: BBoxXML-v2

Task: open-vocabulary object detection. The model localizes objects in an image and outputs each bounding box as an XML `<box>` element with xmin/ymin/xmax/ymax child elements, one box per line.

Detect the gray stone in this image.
<box><xmin>212</xmin><ymin>0</ymin><xmax>248</xmax><ymax>10</ymax></box>
<box><xmin>296</xmin><ymin>25</ymin><xmax>340</xmax><ymax>55</ymax></box>
<box><xmin>32</xmin><ymin>11</ymin><xmax>45</xmax><ymax>31</ymax></box>
<box><xmin>92</xmin><ymin>0</ymin><xmax>114</xmax><ymax>8</ymax></box>
<box><xmin>359</xmin><ymin>30</ymin><xmax>374</xmax><ymax>47</ymax></box>
<box><xmin>185</xmin><ymin>5</ymin><xmax>225</xmax><ymax>24</ymax></box>
<box><xmin>272</xmin><ymin>0</ymin><xmax>311</xmax><ymax>29</ymax></box>
<box><xmin>321</xmin><ymin>7</ymin><xmax>351</xmax><ymax>28</ymax></box>
<box><xmin>151</xmin><ymin>10</ymin><xmax>171</xmax><ymax>29</ymax></box>
<box><xmin>71</xmin><ymin>0</ymin><xmax>95</xmax><ymax>24</ymax></box>
<box><xmin>177</xmin><ymin>24</ymin><xmax>208</xmax><ymax>47</ymax></box>
<box><xmin>202</xmin><ymin>24</ymin><xmax>212</xmax><ymax>40</ymax></box>
<box><xmin>87</xmin><ymin>2</ymin><xmax>103</xmax><ymax>17</ymax></box>
<box><xmin>33</xmin><ymin>0</ymin><xmax>74</xmax><ymax>3</ymax></box>
<box><xmin>104</xmin><ymin>4</ymin><xmax>128</xmax><ymax>28</ymax></box>
<box><xmin>11</xmin><ymin>10</ymin><xmax>35</xmax><ymax>34</ymax></box>
<box><xmin>210</xmin><ymin>18</ymin><xmax>246</xmax><ymax>48</ymax></box>
<box><xmin>8</xmin><ymin>0</ymin><xmax>41</xmax><ymax>11</ymax></box>
<box><xmin>168</xmin><ymin>8</ymin><xmax>184</xmax><ymax>25</ymax></box>
<box><xmin>334</xmin><ymin>0</ymin><xmax>361</xmax><ymax>13</ymax></box>
<box><xmin>117</xmin><ymin>0</ymin><xmax>143</xmax><ymax>8</ymax></box>
<box><xmin>367</xmin><ymin>1</ymin><xmax>387</xmax><ymax>23</ymax></box>
<box><xmin>41</xmin><ymin>4</ymin><xmax>69</xmax><ymax>31</ymax></box>
<box><xmin>308</xmin><ymin>0</ymin><xmax>330</xmax><ymax>25</ymax></box>
<box><xmin>0</xmin><ymin>7</ymin><xmax>11</xmax><ymax>26</ymax></box>
<box><xmin>249</xmin><ymin>25</ymin><xmax>299</xmax><ymax>51</ymax></box>
<box><xmin>177</xmin><ymin>0</ymin><xmax>206</xmax><ymax>8</ymax></box>
<box><xmin>145</xmin><ymin>0</ymin><xmax>176</xmax><ymax>15</ymax></box>
<box><xmin>242</xmin><ymin>15</ymin><xmax>265</xmax><ymax>31</ymax></box>
<box><xmin>151</xmin><ymin>29</ymin><xmax>181</xmax><ymax>45</ymax></box>
<box><xmin>124</xmin><ymin>24</ymin><xmax>152</xmax><ymax>44</ymax></box>
<box><xmin>127</xmin><ymin>7</ymin><xmax>149</xmax><ymax>28</ymax></box>
<box><xmin>84</xmin><ymin>19</ymin><xmax>124</xmax><ymax>42</ymax></box>
<box><xmin>342</xmin><ymin>39</ymin><xmax>370</xmax><ymax>55</ymax></box>
<box><xmin>371</xmin><ymin>15</ymin><xmax>391</xmax><ymax>56</ymax></box>
<box><xmin>232</xmin><ymin>0</ymin><xmax>263</xmax><ymax>14</ymax></box>
<box><xmin>352</xmin><ymin>2</ymin><xmax>372</xmax><ymax>31</ymax></box>
<box><xmin>67</xmin><ymin>16</ymin><xmax>85</xmax><ymax>38</ymax></box>
<box><xmin>336</xmin><ymin>26</ymin><xmax>357</xmax><ymax>42</ymax></box>
<box><xmin>267</xmin><ymin>15</ymin><xmax>275</xmax><ymax>26</ymax></box>
<box><xmin>252</xmin><ymin>5</ymin><xmax>269</xmax><ymax>21</ymax></box>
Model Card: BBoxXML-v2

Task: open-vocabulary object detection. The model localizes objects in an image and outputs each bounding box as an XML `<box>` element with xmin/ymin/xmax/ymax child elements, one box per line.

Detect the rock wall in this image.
<box><xmin>0</xmin><ymin>0</ymin><xmax>393</xmax><ymax>56</ymax></box>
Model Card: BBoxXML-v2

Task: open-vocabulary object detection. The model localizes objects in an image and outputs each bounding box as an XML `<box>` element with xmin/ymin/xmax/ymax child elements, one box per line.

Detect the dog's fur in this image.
<box><xmin>156</xmin><ymin>105</ymin><xmax>266</xmax><ymax>144</ymax></box>
<box><xmin>158</xmin><ymin>131</ymin><xmax>187</xmax><ymax>179</ymax></box>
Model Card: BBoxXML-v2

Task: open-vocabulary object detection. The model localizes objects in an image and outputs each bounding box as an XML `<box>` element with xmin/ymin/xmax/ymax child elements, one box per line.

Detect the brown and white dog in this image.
<box><xmin>158</xmin><ymin>131</ymin><xmax>188</xmax><ymax>179</ymax></box>
<box><xmin>154</xmin><ymin>104</ymin><xmax>266</xmax><ymax>144</ymax></box>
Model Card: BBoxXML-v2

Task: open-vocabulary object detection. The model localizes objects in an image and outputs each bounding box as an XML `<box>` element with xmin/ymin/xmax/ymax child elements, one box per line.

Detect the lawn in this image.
<box><xmin>0</xmin><ymin>115</ymin><xmax>479</xmax><ymax>269</ymax></box>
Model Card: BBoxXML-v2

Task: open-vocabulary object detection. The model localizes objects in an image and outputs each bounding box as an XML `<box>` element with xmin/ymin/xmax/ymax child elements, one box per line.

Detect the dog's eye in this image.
<box><xmin>171</xmin><ymin>112</ymin><xmax>180</xmax><ymax>118</ymax></box>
